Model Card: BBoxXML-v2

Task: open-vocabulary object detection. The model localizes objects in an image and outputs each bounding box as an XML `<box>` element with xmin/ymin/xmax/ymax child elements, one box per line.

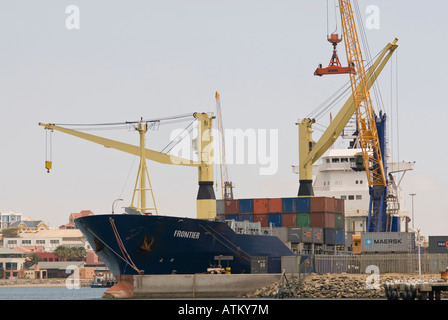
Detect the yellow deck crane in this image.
<box><xmin>39</xmin><ymin>112</ymin><xmax>217</xmax><ymax>220</ymax></box>
<box><xmin>299</xmin><ymin>0</ymin><xmax>398</xmax><ymax>232</ymax></box>
<box><xmin>215</xmin><ymin>91</ymin><xmax>234</xmax><ymax>199</ymax></box>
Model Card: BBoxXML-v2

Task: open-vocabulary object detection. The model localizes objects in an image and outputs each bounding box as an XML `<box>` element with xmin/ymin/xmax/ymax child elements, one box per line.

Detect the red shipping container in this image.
<box><xmin>253</xmin><ymin>198</ymin><xmax>268</xmax><ymax>214</ymax></box>
<box><xmin>310</xmin><ymin>196</ymin><xmax>335</xmax><ymax>213</ymax></box>
<box><xmin>334</xmin><ymin>198</ymin><xmax>345</xmax><ymax>214</ymax></box>
<box><xmin>225</xmin><ymin>199</ymin><xmax>239</xmax><ymax>214</ymax></box>
<box><xmin>267</xmin><ymin>198</ymin><xmax>282</xmax><ymax>213</ymax></box>
<box><xmin>310</xmin><ymin>212</ymin><xmax>335</xmax><ymax>229</ymax></box>
<box><xmin>253</xmin><ymin>214</ymin><xmax>269</xmax><ymax>228</ymax></box>
<box><xmin>282</xmin><ymin>213</ymin><xmax>297</xmax><ymax>227</ymax></box>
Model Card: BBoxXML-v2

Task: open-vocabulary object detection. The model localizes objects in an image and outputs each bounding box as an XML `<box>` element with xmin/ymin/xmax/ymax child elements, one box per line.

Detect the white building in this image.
<box><xmin>3</xmin><ymin>229</ymin><xmax>86</xmax><ymax>252</ymax></box>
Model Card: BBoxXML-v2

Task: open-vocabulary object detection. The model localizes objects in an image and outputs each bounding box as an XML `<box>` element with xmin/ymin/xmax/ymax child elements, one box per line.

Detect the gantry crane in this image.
<box><xmin>298</xmin><ymin>0</ymin><xmax>397</xmax><ymax>232</ymax></box>
<box><xmin>39</xmin><ymin>112</ymin><xmax>217</xmax><ymax>220</ymax></box>
<box><xmin>215</xmin><ymin>91</ymin><xmax>234</xmax><ymax>199</ymax></box>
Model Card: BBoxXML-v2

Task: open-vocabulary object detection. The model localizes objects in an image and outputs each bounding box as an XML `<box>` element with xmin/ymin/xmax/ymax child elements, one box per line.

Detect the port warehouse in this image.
<box><xmin>217</xmin><ymin>197</ymin><xmax>448</xmax><ymax>274</ymax></box>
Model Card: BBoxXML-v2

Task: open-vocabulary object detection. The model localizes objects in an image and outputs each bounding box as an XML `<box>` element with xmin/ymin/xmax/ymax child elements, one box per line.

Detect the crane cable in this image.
<box><xmin>45</xmin><ymin>129</ymin><xmax>53</xmax><ymax>173</ymax></box>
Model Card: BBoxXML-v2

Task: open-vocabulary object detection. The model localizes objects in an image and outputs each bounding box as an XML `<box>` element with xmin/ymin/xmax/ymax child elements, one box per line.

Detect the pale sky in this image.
<box><xmin>0</xmin><ymin>0</ymin><xmax>447</xmax><ymax>237</ymax></box>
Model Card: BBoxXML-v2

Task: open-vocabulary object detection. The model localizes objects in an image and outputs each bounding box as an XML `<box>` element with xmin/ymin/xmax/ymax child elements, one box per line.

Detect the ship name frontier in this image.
<box><xmin>174</xmin><ymin>230</ymin><xmax>200</xmax><ymax>239</ymax></box>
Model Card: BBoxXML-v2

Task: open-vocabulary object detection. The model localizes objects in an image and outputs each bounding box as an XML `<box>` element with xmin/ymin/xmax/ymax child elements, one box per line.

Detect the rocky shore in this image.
<box><xmin>242</xmin><ymin>273</ymin><xmax>448</xmax><ymax>299</ymax></box>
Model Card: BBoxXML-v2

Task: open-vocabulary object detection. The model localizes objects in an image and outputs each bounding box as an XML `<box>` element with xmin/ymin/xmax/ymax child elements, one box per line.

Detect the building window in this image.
<box><xmin>7</xmin><ymin>240</ymin><xmax>17</xmax><ymax>245</ymax></box>
<box><xmin>356</xmin><ymin>195</ymin><xmax>362</xmax><ymax>200</ymax></box>
<box><xmin>50</xmin><ymin>240</ymin><xmax>59</xmax><ymax>245</ymax></box>
<box><xmin>36</xmin><ymin>240</ymin><xmax>45</xmax><ymax>245</ymax></box>
<box><xmin>22</xmin><ymin>240</ymin><xmax>31</xmax><ymax>245</ymax></box>
<box><xmin>348</xmin><ymin>195</ymin><xmax>355</xmax><ymax>200</ymax></box>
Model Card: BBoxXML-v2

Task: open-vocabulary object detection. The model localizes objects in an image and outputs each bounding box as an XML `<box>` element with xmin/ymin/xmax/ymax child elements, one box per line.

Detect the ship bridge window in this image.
<box><xmin>341</xmin><ymin>158</ymin><xmax>348</xmax><ymax>163</ymax></box>
<box><xmin>341</xmin><ymin>196</ymin><xmax>347</xmax><ymax>200</ymax></box>
<box><xmin>356</xmin><ymin>195</ymin><xmax>362</xmax><ymax>200</ymax></box>
<box><xmin>332</xmin><ymin>158</ymin><xmax>340</xmax><ymax>163</ymax></box>
<box><xmin>348</xmin><ymin>195</ymin><xmax>355</xmax><ymax>200</ymax></box>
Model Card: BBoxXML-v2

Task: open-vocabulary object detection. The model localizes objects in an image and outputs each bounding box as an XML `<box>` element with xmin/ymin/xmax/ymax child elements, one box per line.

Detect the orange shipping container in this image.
<box><xmin>310</xmin><ymin>212</ymin><xmax>336</xmax><ymax>229</ymax></box>
<box><xmin>254</xmin><ymin>199</ymin><xmax>268</xmax><ymax>214</ymax></box>
<box><xmin>267</xmin><ymin>198</ymin><xmax>282</xmax><ymax>213</ymax></box>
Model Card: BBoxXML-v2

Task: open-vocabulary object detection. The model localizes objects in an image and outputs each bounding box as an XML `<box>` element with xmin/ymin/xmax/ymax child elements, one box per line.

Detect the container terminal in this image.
<box><xmin>36</xmin><ymin>0</ymin><xmax>447</xmax><ymax>299</ymax></box>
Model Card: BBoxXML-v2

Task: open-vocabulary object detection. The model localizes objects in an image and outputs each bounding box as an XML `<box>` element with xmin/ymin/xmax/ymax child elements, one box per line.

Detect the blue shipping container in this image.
<box><xmin>239</xmin><ymin>214</ymin><xmax>254</xmax><ymax>222</ymax></box>
<box><xmin>225</xmin><ymin>214</ymin><xmax>239</xmax><ymax>221</ymax></box>
<box><xmin>295</xmin><ymin>197</ymin><xmax>311</xmax><ymax>213</ymax></box>
<box><xmin>391</xmin><ymin>216</ymin><xmax>401</xmax><ymax>232</ymax></box>
<box><xmin>281</xmin><ymin>198</ymin><xmax>296</xmax><ymax>213</ymax></box>
<box><xmin>335</xmin><ymin>230</ymin><xmax>345</xmax><ymax>245</ymax></box>
<box><xmin>239</xmin><ymin>199</ymin><xmax>254</xmax><ymax>213</ymax></box>
<box><xmin>324</xmin><ymin>228</ymin><xmax>336</xmax><ymax>245</ymax></box>
<box><xmin>268</xmin><ymin>213</ymin><xmax>282</xmax><ymax>227</ymax></box>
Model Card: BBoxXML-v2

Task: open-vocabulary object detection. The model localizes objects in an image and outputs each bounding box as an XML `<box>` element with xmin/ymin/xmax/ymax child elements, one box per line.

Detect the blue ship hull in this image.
<box><xmin>75</xmin><ymin>214</ymin><xmax>296</xmax><ymax>277</ymax></box>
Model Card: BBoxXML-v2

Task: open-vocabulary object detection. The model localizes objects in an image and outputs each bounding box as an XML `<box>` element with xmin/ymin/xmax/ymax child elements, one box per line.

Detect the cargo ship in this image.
<box><xmin>75</xmin><ymin>213</ymin><xmax>296</xmax><ymax>276</ymax></box>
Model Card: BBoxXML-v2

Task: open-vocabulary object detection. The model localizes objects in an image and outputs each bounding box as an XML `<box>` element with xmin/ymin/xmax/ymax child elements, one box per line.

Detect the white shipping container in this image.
<box><xmin>361</xmin><ymin>232</ymin><xmax>415</xmax><ymax>253</ymax></box>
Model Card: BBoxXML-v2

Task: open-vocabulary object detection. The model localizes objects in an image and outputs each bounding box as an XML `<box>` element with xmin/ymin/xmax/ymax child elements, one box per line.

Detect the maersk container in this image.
<box><xmin>239</xmin><ymin>199</ymin><xmax>254</xmax><ymax>213</ymax></box>
<box><xmin>361</xmin><ymin>232</ymin><xmax>415</xmax><ymax>253</ymax></box>
<box><xmin>428</xmin><ymin>236</ymin><xmax>448</xmax><ymax>253</ymax></box>
<box><xmin>281</xmin><ymin>197</ymin><xmax>296</xmax><ymax>213</ymax></box>
<box><xmin>335</xmin><ymin>230</ymin><xmax>345</xmax><ymax>245</ymax></box>
<box><xmin>295</xmin><ymin>197</ymin><xmax>311</xmax><ymax>213</ymax></box>
<box><xmin>324</xmin><ymin>228</ymin><xmax>336</xmax><ymax>245</ymax></box>
<box><xmin>268</xmin><ymin>213</ymin><xmax>282</xmax><ymax>227</ymax></box>
<box><xmin>216</xmin><ymin>199</ymin><xmax>226</xmax><ymax>215</ymax></box>
<box><xmin>313</xmin><ymin>227</ymin><xmax>324</xmax><ymax>244</ymax></box>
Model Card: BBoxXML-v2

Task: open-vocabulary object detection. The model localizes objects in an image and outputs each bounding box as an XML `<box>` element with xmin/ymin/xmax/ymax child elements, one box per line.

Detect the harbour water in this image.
<box><xmin>0</xmin><ymin>286</ymin><xmax>105</xmax><ymax>300</ymax></box>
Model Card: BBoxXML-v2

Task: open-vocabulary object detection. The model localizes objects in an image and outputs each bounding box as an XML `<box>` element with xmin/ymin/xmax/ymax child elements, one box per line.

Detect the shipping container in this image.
<box><xmin>268</xmin><ymin>213</ymin><xmax>282</xmax><ymax>227</ymax></box>
<box><xmin>216</xmin><ymin>199</ymin><xmax>226</xmax><ymax>215</ymax></box>
<box><xmin>313</xmin><ymin>227</ymin><xmax>324</xmax><ymax>244</ymax></box>
<box><xmin>239</xmin><ymin>199</ymin><xmax>254</xmax><ymax>213</ymax></box>
<box><xmin>239</xmin><ymin>214</ymin><xmax>253</xmax><ymax>222</ymax></box>
<box><xmin>297</xmin><ymin>213</ymin><xmax>311</xmax><ymax>227</ymax></box>
<box><xmin>334</xmin><ymin>198</ymin><xmax>345</xmax><ymax>214</ymax></box>
<box><xmin>281</xmin><ymin>213</ymin><xmax>297</xmax><ymax>227</ymax></box>
<box><xmin>310</xmin><ymin>196</ymin><xmax>335</xmax><ymax>213</ymax></box>
<box><xmin>253</xmin><ymin>198</ymin><xmax>268</xmax><ymax>214</ymax></box>
<box><xmin>253</xmin><ymin>214</ymin><xmax>269</xmax><ymax>228</ymax></box>
<box><xmin>391</xmin><ymin>216</ymin><xmax>401</xmax><ymax>232</ymax></box>
<box><xmin>224</xmin><ymin>214</ymin><xmax>239</xmax><ymax>221</ymax></box>
<box><xmin>335</xmin><ymin>230</ymin><xmax>345</xmax><ymax>245</ymax></box>
<box><xmin>310</xmin><ymin>212</ymin><xmax>335</xmax><ymax>229</ymax></box>
<box><xmin>428</xmin><ymin>236</ymin><xmax>448</xmax><ymax>253</ymax></box>
<box><xmin>324</xmin><ymin>228</ymin><xmax>336</xmax><ymax>245</ymax></box>
<box><xmin>281</xmin><ymin>197</ymin><xmax>296</xmax><ymax>213</ymax></box>
<box><xmin>296</xmin><ymin>197</ymin><xmax>311</xmax><ymax>213</ymax></box>
<box><xmin>334</xmin><ymin>214</ymin><xmax>345</xmax><ymax>230</ymax></box>
<box><xmin>224</xmin><ymin>199</ymin><xmax>239</xmax><ymax>214</ymax></box>
<box><xmin>302</xmin><ymin>227</ymin><xmax>313</xmax><ymax>243</ymax></box>
<box><xmin>288</xmin><ymin>227</ymin><xmax>302</xmax><ymax>243</ymax></box>
<box><xmin>361</xmin><ymin>232</ymin><xmax>415</xmax><ymax>253</ymax></box>
<box><xmin>268</xmin><ymin>198</ymin><xmax>282</xmax><ymax>213</ymax></box>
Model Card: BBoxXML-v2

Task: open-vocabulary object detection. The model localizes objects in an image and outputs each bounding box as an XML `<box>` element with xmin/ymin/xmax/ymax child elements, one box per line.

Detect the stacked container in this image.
<box><xmin>216</xmin><ymin>196</ymin><xmax>346</xmax><ymax>247</ymax></box>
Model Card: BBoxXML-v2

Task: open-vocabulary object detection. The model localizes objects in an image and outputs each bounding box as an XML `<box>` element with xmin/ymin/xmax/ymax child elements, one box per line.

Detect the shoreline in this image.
<box><xmin>0</xmin><ymin>279</ymin><xmax>92</xmax><ymax>288</ymax></box>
